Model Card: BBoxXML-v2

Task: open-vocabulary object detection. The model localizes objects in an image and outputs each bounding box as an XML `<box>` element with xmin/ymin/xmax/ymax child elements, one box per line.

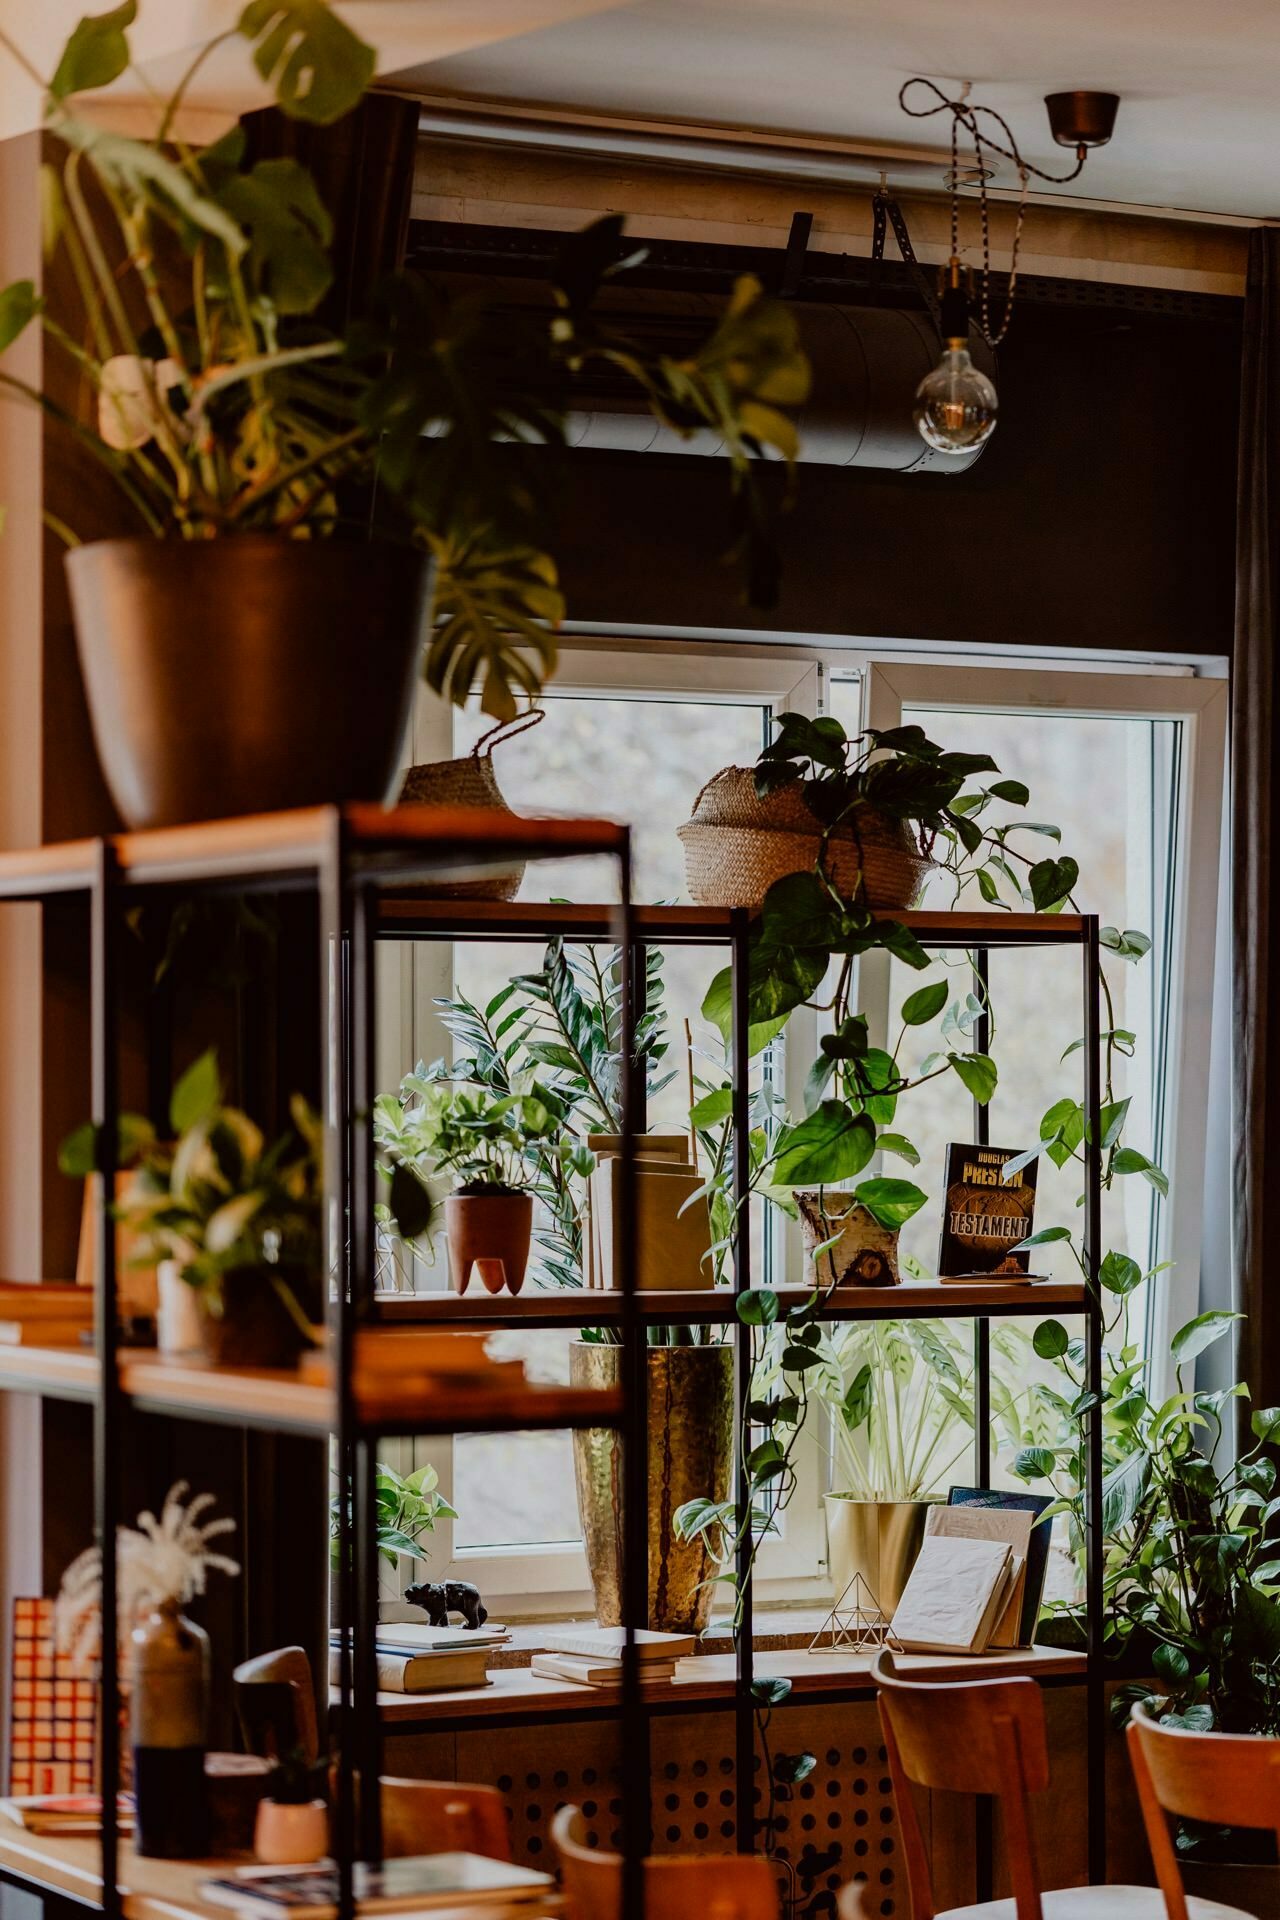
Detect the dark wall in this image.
<box><xmin>549</xmin><ymin>302</ymin><xmax>1241</xmax><ymax>656</ymax></box>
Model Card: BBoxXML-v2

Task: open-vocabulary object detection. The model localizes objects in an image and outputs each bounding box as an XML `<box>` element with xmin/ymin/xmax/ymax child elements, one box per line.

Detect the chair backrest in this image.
<box><xmin>379</xmin><ymin>1777</ymin><xmax>512</xmax><ymax>1861</ymax></box>
<box><xmin>233</xmin><ymin>1646</ymin><xmax>319</xmax><ymax>1765</ymax></box>
<box><xmin>872</xmin><ymin>1649</ymin><xmax>1049</xmax><ymax>1920</ymax></box>
<box><xmin>1127</xmin><ymin>1703</ymin><xmax>1280</xmax><ymax>1920</ymax></box>
<box><xmin>551</xmin><ymin>1805</ymin><xmax>779</xmax><ymax>1920</ymax></box>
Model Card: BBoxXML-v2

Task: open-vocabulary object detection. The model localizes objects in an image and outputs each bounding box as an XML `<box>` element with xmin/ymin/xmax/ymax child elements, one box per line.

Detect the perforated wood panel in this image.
<box><xmin>446</xmin><ymin>1701</ymin><xmax>903</xmax><ymax>1920</ymax></box>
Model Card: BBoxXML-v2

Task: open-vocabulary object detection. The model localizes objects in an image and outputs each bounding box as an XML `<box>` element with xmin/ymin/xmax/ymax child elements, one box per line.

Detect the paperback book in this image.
<box><xmin>937</xmin><ymin>1143</ymin><xmax>1038</xmax><ymax>1277</ymax></box>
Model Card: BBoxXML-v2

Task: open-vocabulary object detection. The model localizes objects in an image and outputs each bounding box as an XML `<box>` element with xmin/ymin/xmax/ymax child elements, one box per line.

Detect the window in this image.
<box><xmin>377</xmin><ymin>640</ymin><xmax>1227</xmax><ymax>1616</ymax></box>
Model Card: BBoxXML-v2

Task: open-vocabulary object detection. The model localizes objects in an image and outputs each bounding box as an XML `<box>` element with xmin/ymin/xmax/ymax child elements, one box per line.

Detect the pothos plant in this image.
<box><xmin>674</xmin><ymin>711</ymin><xmax>1171</xmax><ymax>1826</ymax></box>
<box><xmin>0</xmin><ymin>1</ymin><xmax>809</xmax><ymax>720</ymax></box>
<box><xmin>1008</xmin><ymin>1279</ymin><xmax>1280</xmax><ymax>1737</ymax></box>
<box><xmin>329</xmin><ymin>1460</ymin><xmax>456</xmax><ymax>1576</ymax></box>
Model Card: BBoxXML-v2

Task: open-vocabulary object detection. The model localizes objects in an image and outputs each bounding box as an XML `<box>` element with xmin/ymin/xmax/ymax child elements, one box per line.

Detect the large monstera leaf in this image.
<box><xmin>238</xmin><ymin>0</ymin><xmax>376</xmax><ymax>123</ymax></box>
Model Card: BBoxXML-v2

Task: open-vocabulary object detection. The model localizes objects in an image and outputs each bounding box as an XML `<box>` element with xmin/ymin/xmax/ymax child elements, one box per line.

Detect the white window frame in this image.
<box><xmin>388</xmin><ymin>644</ymin><xmax>828</xmax><ymax>1617</ymax></box>
<box><xmin>376</xmin><ymin>638</ymin><xmax>1228</xmax><ymax>1616</ymax></box>
<box><xmin>857</xmin><ymin>660</ymin><xmax>1228</xmax><ymax>1399</ymax></box>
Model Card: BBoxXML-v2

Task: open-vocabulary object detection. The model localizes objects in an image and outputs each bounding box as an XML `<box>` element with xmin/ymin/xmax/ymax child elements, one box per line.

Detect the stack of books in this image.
<box><xmin>530</xmin><ymin>1626</ymin><xmax>694</xmax><ymax>1688</ymax></box>
<box><xmin>0</xmin><ymin>1284</ymin><xmax>93</xmax><ymax>1348</ymax></box>
<box><xmin>889</xmin><ymin>1495</ymin><xmax>1051</xmax><ymax>1655</ymax></box>
<box><xmin>328</xmin><ymin>1622</ymin><xmax>510</xmax><ymax>1695</ymax></box>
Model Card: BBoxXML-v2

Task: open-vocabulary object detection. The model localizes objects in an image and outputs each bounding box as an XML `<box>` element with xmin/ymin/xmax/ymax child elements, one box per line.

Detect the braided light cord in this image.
<box><xmin>900</xmin><ymin>78</ymin><xmax>1088</xmax><ymax>347</ymax></box>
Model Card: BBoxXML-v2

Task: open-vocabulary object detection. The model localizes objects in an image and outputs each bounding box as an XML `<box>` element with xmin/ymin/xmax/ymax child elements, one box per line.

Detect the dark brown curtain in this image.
<box><xmin>1233</xmin><ymin>228</ymin><xmax>1280</xmax><ymax>1418</ymax></box>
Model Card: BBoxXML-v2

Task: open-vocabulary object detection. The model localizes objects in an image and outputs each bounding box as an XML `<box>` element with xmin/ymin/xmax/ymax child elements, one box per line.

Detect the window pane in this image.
<box><xmin>830</xmin><ymin>682</ymin><xmax>1177</xmax><ymax>1285</ymax></box>
<box><xmin>447</xmin><ymin>692</ymin><xmax>770</xmax><ymax>1564</ymax></box>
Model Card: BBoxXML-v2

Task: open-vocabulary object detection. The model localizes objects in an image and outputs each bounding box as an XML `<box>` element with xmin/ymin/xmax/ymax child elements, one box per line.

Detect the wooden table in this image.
<box><xmin>0</xmin><ymin>1818</ymin><xmax>560</xmax><ymax>1920</ymax></box>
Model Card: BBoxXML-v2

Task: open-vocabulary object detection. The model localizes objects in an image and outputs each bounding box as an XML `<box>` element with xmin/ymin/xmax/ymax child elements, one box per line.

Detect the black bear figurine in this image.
<box><xmin>402</xmin><ymin>1579</ymin><xmax>489</xmax><ymax>1630</ymax></box>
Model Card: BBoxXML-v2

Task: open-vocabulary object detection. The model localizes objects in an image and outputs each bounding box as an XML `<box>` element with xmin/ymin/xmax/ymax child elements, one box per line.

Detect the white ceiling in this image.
<box><xmin>394</xmin><ymin>0</ymin><xmax>1280</xmax><ymax>220</ymax></box>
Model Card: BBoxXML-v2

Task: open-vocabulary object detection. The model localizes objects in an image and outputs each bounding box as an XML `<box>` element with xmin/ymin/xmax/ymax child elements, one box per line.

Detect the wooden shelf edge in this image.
<box><xmin>372</xmin><ymin>1644</ymin><xmax>1089</xmax><ymax>1724</ymax></box>
<box><xmin>374</xmin><ymin>1279</ymin><xmax>1088</xmax><ymax>1327</ymax></box>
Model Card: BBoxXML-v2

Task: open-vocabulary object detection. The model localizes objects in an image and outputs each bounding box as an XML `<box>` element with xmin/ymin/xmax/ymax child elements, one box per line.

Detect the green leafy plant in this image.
<box><xmin>264</xmin><ymin>1746</ymin><xmax>326</xmax><ymax>1807</ymax></box>
<box><xmin>822</xmin><ymin>1318</ymin><xmax>977</xmax><ymax>1501</ymax></box>
<box><xmin>328</xmin><ymin>1460</ymin><xmax>456</xmax><ymax>1574</ymax></box>
<box><xmin>374</xmin><ymin>1073</ymin><xmax>571</xmax><ymax>1225</ymax></box>
<box><xmin>0</xmin><ymin>3</ymin><xmax>809</xmax><ymax>720</ymax></box>
<box><xmin>59</xmin><ymin>1048</ymin><xmax>321</xmax><ymax>1327</ymax></box>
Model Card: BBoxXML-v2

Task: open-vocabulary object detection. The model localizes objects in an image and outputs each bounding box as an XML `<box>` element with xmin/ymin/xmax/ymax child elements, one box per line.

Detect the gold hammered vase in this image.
<box><xmin>570</xmin><ymin>1341</ymin><xmax>734</xmax><ymax>1633</ymax></box>
<box><xmin>824</xmin><ymin>1496</ymin><xmax>936</xmax><ymax>1616</ymax></box>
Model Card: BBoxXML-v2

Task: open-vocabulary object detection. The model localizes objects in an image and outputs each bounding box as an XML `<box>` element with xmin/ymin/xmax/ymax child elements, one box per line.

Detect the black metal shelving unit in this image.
<box><xmin>0</xmin><ymin>839</ymin><xmax>1107</xmax><ymax>1916</ymax></box>
<box><xmin>375</xmin><ymin>896</ymin><xmax>1109</xmax><ymax>1889</ymax></box>
<box><xmin>0</xmin><ymin>806</ymin><xmax>642</xmax><ymax>1920</ymax></box>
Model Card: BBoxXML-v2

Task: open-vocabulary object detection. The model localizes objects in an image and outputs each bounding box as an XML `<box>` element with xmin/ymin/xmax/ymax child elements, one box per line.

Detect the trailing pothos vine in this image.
<box><xmin>674</xmin><ymin>712</ymin><xmax>1164</xmax><ymax>1869</ymax></box>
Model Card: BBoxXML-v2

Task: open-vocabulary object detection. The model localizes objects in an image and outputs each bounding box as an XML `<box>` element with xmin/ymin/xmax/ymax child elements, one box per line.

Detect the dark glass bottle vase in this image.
<box><xmin>130</xmin><ymin>1599</ymin><xmax>210</xmax><ymax>1858</ymax></box>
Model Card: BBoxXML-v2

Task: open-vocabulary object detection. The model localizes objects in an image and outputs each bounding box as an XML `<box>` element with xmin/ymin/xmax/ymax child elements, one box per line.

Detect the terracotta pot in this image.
<box><xmin>797</xmin><ymin>1192</ymin><xmax>901</xmax><ymax>1287</ymax></box>
<box><xmin>65</xmin><ymin>537</ymin><xmax>433</xmax><ymax>830</ymax></box>
<box><xmin>570</xmin><ymin>1342</ymin><xmax>734</xmax><ymax>1633</ymax></box>
<box><xmin>824</xmin><ymin>1496</ymin><xmax>935</xmax><ymax>1617</ymax></box>
<box><xmin>445</xmin><ymin>1193</ymin><xmax>533</xmax><ymax>1295</ymax></box>
<box><xmin>196</xmin><ymin>1266</ymin><xmax>314</xmax><ymax>1369</ymax></box>
<box><xmin>254</xmin><ymin>1798</ymin><xmax>329</xmax><ymax>1866</ymax></box>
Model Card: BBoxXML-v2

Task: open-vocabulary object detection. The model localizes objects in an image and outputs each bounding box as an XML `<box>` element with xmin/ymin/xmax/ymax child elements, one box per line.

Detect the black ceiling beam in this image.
<box><xmin>406</xmin><ymin>215</ymin><xmax>1240</xmax><ymax>326</ymax></box>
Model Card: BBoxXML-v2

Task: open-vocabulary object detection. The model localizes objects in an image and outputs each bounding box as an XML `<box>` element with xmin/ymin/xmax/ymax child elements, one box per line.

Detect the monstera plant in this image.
<box><xmin>0</xmin><ymin>2</ymin><xmax>809</xmax><ymax>828</ymax></box>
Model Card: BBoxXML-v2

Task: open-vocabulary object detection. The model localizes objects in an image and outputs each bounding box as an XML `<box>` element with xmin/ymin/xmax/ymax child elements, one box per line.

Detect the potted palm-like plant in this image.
<box><xmin>0</xmin><ymin>3</ymin><xmax>808</xmax><ymax>829</ymax></box>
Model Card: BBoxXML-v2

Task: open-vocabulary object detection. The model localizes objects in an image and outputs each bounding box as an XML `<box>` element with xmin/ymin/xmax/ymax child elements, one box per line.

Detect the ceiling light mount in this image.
<box><xmin>898</xmin><ymin>77</ymin><xmax>1120</xmax><ymax>453</ymax></box>
<box><xmin>1044</xmin><ymin>90</ymin><xmax>1120</xmax><ymax>151</ymax></box>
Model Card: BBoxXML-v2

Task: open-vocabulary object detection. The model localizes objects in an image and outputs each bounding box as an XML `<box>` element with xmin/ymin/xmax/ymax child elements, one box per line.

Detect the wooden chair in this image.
<box><xmin>321</xmin><ymin>1769</ymin><xmax>512</xmax><ymax>1861</ymax></box>
<box><xmin>1127</xmin><ymin>1701</ymin><xmax>1280</xmax><ymax>1920</ymax></box>
<box><xmin>380</xmin><ymin>1777</ymin><xmax>512</xmax><ymax>1861</ymax></box>
<box><xmin>551</xmin><ymin>1805</ymin><xmax>779</xmax><ymax>1920</ymax></box>
<box><xmin>232</xmin><ymin>1646</ymin><xmax>319</xmax><ymax>1765</ymax></box>
<box><xmin>871</xmin><ymin>1650</ymin><xmax>1250</xmax><ymax>1920</ymax></box>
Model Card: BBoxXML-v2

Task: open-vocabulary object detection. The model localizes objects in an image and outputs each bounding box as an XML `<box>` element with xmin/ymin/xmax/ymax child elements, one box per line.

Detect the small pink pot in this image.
<box><xmin>254</xmin><ymin>1798</ymin><xmax>329</xmax><ymax>1865</ymax></box>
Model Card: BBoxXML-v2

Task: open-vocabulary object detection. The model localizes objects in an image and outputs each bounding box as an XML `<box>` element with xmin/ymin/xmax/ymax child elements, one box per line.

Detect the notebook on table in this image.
<box><xmin>200</xmin><ymin>1852</ymin><xmax>552</xmax><ymax>1918</ymax></box>
<box><xmin>888</xmin><ymin>1536</ymin><xmax>1017</xmax><ymax>1655</ymax></box>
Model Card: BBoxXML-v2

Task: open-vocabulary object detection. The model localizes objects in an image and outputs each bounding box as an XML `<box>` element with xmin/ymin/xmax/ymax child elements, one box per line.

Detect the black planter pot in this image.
<box><xmin>66</xmin><ymin>536</ymin><xmax>434</xmax><ymax>830</ymax></box>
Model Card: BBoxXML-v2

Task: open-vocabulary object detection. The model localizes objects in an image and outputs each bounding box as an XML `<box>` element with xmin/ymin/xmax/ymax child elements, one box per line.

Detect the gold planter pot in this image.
<box><xmin>570</xmin><ymin>1341</ymin><xmax>734</xmax><ymax>1634</ymax></box>
<box><xmin>824</xmin><ymin>1496</ymin><xmax>937</xmax><ymax>1616</ymax></box>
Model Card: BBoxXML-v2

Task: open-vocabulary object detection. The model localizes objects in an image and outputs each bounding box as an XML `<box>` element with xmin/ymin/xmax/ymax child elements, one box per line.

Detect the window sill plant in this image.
<box><xmin>0</xmin><ymin>2</ymin><xmax>808</xmax><ymax>830</ymax></box>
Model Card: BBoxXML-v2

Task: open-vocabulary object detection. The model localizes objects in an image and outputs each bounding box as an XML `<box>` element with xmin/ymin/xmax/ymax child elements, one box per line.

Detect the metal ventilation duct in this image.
<box><xmin>436</xmin><ymin>275</ymin><xmax>997</xmax><ymax>474</ymax></box>
<box><xmin>566</xmin><ymin>301</ymin><xmax>996</xmax><ymax>473</ymax></box>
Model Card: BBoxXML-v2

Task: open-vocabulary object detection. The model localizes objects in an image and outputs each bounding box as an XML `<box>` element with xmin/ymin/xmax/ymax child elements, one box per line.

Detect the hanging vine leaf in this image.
<box><xmin>772</xmin><ymin>1103</ymin><xmax>876</xmax><ymax>1186</ymax></box>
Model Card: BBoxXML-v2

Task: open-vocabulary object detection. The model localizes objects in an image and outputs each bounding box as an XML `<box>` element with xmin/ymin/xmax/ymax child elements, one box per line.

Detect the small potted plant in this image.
<box><xmin>376</xmin><ymin>1070</ymin><xmax>571</xmax><ymax>1295</ymax></box>
<box><xmin>254</xmin><ymin>1748</ymin><xmax>329</xmax><ymax>1867</ymax></box>
<box><xmin>62</xmin><ymin>1051</ymin><xmax>322</xmax><ymax>1368</ymax></box>
<box><xmin>329</xmin><ymin>1459</ymin><xmax>457</xmax><ymax>1619</ymax></box>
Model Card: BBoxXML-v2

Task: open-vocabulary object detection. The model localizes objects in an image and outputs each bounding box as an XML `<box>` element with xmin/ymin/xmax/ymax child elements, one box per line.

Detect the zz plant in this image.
<box><xmin>0</xmin><ymin>2</ymin><xmax>809</xmax><ymax>720</ymax></box>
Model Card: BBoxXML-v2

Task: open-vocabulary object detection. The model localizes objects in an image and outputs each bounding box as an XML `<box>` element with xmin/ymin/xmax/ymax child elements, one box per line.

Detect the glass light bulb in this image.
<box><xmin>914</xmin><ymin>344</ymin><xmax>998</xmax><ymax>454</ymax></box>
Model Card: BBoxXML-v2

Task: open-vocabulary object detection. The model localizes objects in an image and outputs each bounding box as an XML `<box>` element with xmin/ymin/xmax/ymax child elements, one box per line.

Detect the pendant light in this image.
<box><xmin>900</xmin><ymin>81</ymin><xmax>1119</xmax><ymax>454</ymax></box>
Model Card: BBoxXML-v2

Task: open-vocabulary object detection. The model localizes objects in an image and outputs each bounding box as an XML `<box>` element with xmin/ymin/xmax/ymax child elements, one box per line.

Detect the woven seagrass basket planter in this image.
<box><xmin>678</xmin><ymin>765</ymin><xmax>931</xmax><ymax>910</ymax></box>
<box><xmin>397</xmin><ymin>714</ymin><xmax>542</xmax><ymax>901</ymax></box>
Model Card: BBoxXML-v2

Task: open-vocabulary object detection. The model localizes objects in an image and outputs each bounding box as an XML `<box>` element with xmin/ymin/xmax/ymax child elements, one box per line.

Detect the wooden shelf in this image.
<box><xmin>0</xmin><ymin>1345</ymin><xmax>623</xmax><ymax>1437</ymax></box>
<box><xmin>0</xmin><ymin>1342</ymin><xmax>100</xmax><ymax>1400</ymax></box>
<box><xmin>373</xmin><ymin>1644</ymin><xmax>1088</xmax><ymax>1727</ymax></box>
<box><xmin>0</xmin><ymin>806</ymin><xmax>629</xmax><ymax>901</ymax></box>
<box><xmin>377</xmin><ymin>898</ymin><xmax>1088</xmax><ymax>949</ymax></box>
<box><xmin>374</xmin><ymin>1278</ymin><xmax>1087</xmax><ymax>1328</ymax></box>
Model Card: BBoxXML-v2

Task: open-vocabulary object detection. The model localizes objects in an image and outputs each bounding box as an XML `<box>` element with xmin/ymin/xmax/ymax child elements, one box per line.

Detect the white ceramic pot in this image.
<box><xmin>254</xmin><ymin>1799</ymin><xmax>329</xmax><ymax>1866</ymax></box>
<box><xmin>156</xmin><ymin>1260</ymin><xmax>202</xmax><ymax>1356</ymax></box>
